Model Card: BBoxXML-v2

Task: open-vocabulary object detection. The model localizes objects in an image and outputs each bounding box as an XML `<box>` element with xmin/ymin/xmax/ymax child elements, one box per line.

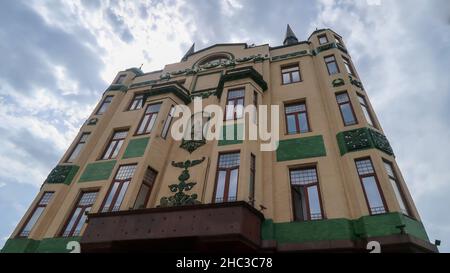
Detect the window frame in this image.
<box><xmin>224</xmin><ymin>88</ymin><xmax>245</xmax><ymax>121</ymax></box>
<box><xmin>95</xmin><ymin>95</ymin><xmax>114</xmax><ymax>115</ymax></box>
<box><xmin>335</xmin><ymin>91</ymin><xmax>358</xmax><ymax>126</ymax></box>
<box><xmin>383</xmin><ymin>159</ymin><xmax>412</xmax><ymax>216</ymax></box>
<box><xmin>281</xmin><ymin>64</ymin><xmax>302</xmax><ymax>85</ymax></box>
<box><xmin>289</xmin><ymin>166</ymin><xmax>324</xmax><ymax>221</ymax></box>
<box><xmin>161</xmin><ymin>105</ymin><xmax>175</xmax><ymax>139</ymax></box>
<box><xmin>324</xmin><ymin>55</ymin><xmax>340</xmax><ymax>75</ymax></box>
<box><xmin>128</xmin><ymin>93</ymin><xmax>145</xmax><ymax>111</ymax></box>
<box><xmin>213</xmin><ymin>151</ymin><xmax>240</xmax><ymax>203</ymax></box>
<box><xmin>101</xmin><ymin>130</ymin><xmax>128</xmax><ymax>160</ymax></box>
<box><xmin>115</xmin><ymin>74</ymin><xmax>126</xmax><ymax>84</ymax></box>
<box><xmin>284</xmin><ymin>101</ymin><xmax>311</xmax><ymax>135</ymax></box>
<box><xmin>355</xmin><ymin>157</ymin><xmax>388</xmax><ymax>216</ymax></box>
<box><xmin>249</xmin><ymin>153</ymin><xmax>256</xmax><ymax>206</ymax></box>
<box><xmin>100</xmin><ymin>164</ymin><xmax>137</xmax><ymax>213</ymax></box>
<box><xmin>318</xmin><ymin>34</ymin><xmax>329</xmax><ymax>45</ymax></box>
<box><xmin>60</xmin><ymin>190</ymin><xmax>98</xmax><ymax>237</ymax></box>
<box><xmin>357</xmin><ymin>93</ymin><xmax>376</xmax><ymax>128</ymax></box>
<box><xmin>66</xmin><ymin>132</ymin><xmax>90</xmax><ymax>163</ymax></box>
<box><xmin>135</xmin><ymin>102</ymin><xmax>162</xmax><ymax>135</ymax></box>
<box><xmin>342</xmin><ymin>55</ymin><xmax>356</xmax><ymax>77</ymax></box>
<box><xmin>133</xmin><ymin>167</ymin><xmax>158</xmax><ymax>210</ymax></box>
<box><xmin>17</xmin><ymin>191</ymin><xmax>55</xmax><ymax>238</ymax></box>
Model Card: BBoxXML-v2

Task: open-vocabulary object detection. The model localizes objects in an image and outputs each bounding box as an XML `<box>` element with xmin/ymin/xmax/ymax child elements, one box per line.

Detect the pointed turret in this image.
<box><xmin>283</xmin><ymin>24</ymin><xmax>299</xmax><ymax>46</ymax></box>
<box><xmin>181</xmin><ymin>43</ymin><xmax>195</xmax><ymax>62</ymax></box>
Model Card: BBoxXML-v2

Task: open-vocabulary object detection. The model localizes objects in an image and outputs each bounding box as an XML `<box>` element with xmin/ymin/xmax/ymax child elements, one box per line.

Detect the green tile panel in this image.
<box><xmin>78</xmin><ymin>160</ymin><xmax>116</xmax><ymax>182</ymax></box>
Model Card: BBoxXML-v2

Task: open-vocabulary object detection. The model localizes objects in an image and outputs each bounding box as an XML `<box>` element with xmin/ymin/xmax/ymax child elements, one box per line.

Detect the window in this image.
<box><xmin>334</xmin><ymin>35</ymin><xmax>343</xmax><ymax>46</ymax></box>
<box><xmin>384</xmin><ymin>160</ymin><xmax>410</xmax><ymax>216</ymax></box>
<box><xmin>355</xmin><ymin>158</ymin><xmax>387</xmax><ymax>215</ymax></box>
<box><xmin>136</xmin><ymin>103</ymin><xmax>161</xmax><ymax>135</ymax></box>
<box><xmin>101</xmin><ymin>164</ymin><xmax>137</xmax><ymax>212</ymax></box>
<box><xmin>249</xmin><ymin>154</ymin><xmax>256</xmax><ymax>206</ymax></box>
<box><xmin>115</xmin><ymin>74</ymin><xmax>126</xmax><ymax>84</ymax></box>
<box><xmin>18</xmin><ymin>192</ymin><xmax>54</xmax><ymax>237</ymax></box>
<box><xmin>324</xmin><ymin>55</ymin><xmax>340</xmax><ymax>75</ymax></box>
<box><xmin>318</xmin><ymin>34</ymin><xmax>328</xmax><ymax>45</ymax></box>
<box><xmin>61</xmin><ymin>191</ymin><xmax>98</xmax><ymax>237</ymax></box>
<box><xmin>66</xmin><ymin>133</ymin><xmax>90</xmax><ymax>163</ymax></box>
<box><xmin>225</xmin><ymin>89</ymin><xmax>245</xmax><ymax>120</ymax></box>
<box><xmin>96</xmin><ymin>95</ymin><xmax>113</xmax><ymax>115</ymax></box>
<box><xmin>134</xmin><ymin>167</ymin><xmax>158</xmax><ymax>209</ymax></box>
<box><xmin>281</xmin><ymin>65</ymin><xmax>301</xmax><ymax>84</ymax></box>
<box><xmin>357</xmin><ymin>94</ymin><xmax>376</xmax><ymax>127</ymax></box>
<box><xmin>214</xmin><ymin>153</ymin><xmax>240</xmax><ymax>203</ymax></box>
<box><xmin>128</xmin><ymin>94</ymin><xmax>144</xmax><ymax>111</ymax></box>
<box><xmin>102</xmin><ymin>130</ymin><xmax>128</xmax><ymax>160</ymax></box>
<box><xmin>336</xmin><ymin>92</ymin><xmax>357</xmax><ymax>126</ymax></box>
<box><xmin>252</xmin><ymin>91</ymin><xmax>258</xmax><ymax>124</ymax></box>
<box><xmin>342</xmin><ymin>56</ymin><xmax>356</xmax><ymax>76</ymax></box>
<box><xmin>285</xmin><ymin>102</ymin><xmax>310</xmax><ymax>134</ymax></box>
<box><xmin>290</xmin><ymin>167</ymin><xmax>324</xmax><ymax>221</ymax></box>
<box><xmin>161</xmin><ymin>106</ymin><xmax>175</xmax><ymax>139</ymax></box>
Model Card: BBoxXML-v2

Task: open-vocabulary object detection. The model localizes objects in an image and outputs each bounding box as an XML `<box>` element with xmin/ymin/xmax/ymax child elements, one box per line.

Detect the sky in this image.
<box><xmin>0</xmin><ymin>0</ymin><xmax>449</xmax><ymax>252</ymax></box>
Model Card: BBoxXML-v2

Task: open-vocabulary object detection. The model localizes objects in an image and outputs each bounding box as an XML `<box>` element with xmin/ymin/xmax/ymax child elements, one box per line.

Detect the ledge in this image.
<box><xmin>216</xmin><ymin>66</ymin><xmax>268</xmax><ymax>98</ymax></box>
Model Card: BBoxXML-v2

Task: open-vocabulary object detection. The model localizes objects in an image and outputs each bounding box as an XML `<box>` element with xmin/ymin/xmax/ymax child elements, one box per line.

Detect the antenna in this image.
<box><xmin>139</xmin><ymin>63</ymin><xmax>144</xmax><ymax>70</ymax></box>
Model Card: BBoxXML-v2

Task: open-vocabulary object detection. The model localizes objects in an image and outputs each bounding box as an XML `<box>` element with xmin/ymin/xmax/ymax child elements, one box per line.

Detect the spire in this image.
<box><xmin>283</xmin><ymin>24</ymin><xmax>298</xmax><ymax>46</ymax></box>
<box><xmin>181</xmin><ymin>43</ymin><xmax>195</xmax><ymax>62</ymax></box>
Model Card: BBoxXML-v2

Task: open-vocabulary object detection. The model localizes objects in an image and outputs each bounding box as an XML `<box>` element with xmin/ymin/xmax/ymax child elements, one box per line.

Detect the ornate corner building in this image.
<box><xmin>1</xmin><ymin>26</ymin><xmax>438</xmax><ymax>253</ymax></box>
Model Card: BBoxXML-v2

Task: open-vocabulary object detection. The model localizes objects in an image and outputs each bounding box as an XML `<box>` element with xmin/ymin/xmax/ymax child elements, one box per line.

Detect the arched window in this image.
<box><xmin>197</xmin><ymin>53</ymin><xmax>231</xmax><ymax>66</ymax></box>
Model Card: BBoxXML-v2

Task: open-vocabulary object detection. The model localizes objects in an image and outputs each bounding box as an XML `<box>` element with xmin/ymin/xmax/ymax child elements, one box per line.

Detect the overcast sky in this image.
<box><xmin>0</xmin><ymin>0</ymin><xmax>449</xmax><ymax>252</ymax></box>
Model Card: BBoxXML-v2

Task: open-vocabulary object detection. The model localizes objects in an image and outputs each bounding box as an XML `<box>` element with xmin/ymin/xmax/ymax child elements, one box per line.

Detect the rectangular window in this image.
<box><xmin>96</xmin><ymin>95</ymin><xmax>113</xmax><ymax>115</ymax></box>
<box><xmin>214</xmin><ymin>153</ymin><xmax>240</xmax><ymax>203</ymax></box>
<box><xmin>290</xmin><ymin>167</ymin><xmax>324</xmax><ymax>221</ymax></box>
<box><xmin>336</xmin><ymin>92</ymin><xmax>357</xmax><ymax>126</ymax></box>
<box><xmin>101</xmin><ymin>164</ymin><xmax>137</xmax><ymax>212</ymax></box>
<box><xmin>102</xmin><ymin>130</ymin><xmax>128</xmax><ymax>160</ymax></box>
<box><xmin>355</xmin><ymin>158</ymin><xmax>387</xmax><ymax>215</ymax></box>
<box><xmin>334</xmin><ymin>35</ymin><xmax>343</xmax><ymax>46</ymax></box>
<box><xmin>324</xmin><ymin>55</ymin><xmax>340</xmax><ymax>75</ymax></box>
<box><xmin>115</xmin><ymin>74</ymin><xmax>126</xmax><ymax>84</ymax></box>
<box><xmin>384</xmin><ymin>160</ymin><xmax>410</xmax><ymax>216</ymax></box>
<box><xmin>225</xmin><ymin>89</ymin><xmax>245</xmax><ymax>120</ymax></box>
<box><xmin>318</xmin><ymin>34</ymin><xmax>328</xmax><ymax>45</ymax></box>
<box><xmin>249</xmin><ymin>154</ymin><xmax>256</xmax><ymax>206</ymax></box>
<box><xmin>357</xmin><ymin>94</ymin><xmax>376</xmax><ymax>127</ymax></box>
<box><xmin>161</xmin><ymin>106</ymin><xmax>175</xmax><ymax>139</ymax></box>
<box><xmin>342</xmin><ymin>56</ymin><xmax>356</xmax><ymax>76</ymax></box>
<box><xmin>66</xmin><ymin>133</ymin><xmax>90</xmax><ymax>163</ymax></box>
<box><xmin>61</xmin><ymin>191</ymin><xmax>98</xmax><ymax>237</ymax></box>
<box><xmin>281</xmin><ymin>65</ymin><xmax>301</xmax><ymax>84</ymax></box>
<box><xmin>285</xmin><ymin>102</ymin><xmax>310</xmax><ymax>134</ymax></box>
<box><xmin>128</xmin><ymin>94</ymin><xmax>144</xmax><ymax>111</ymax></box>
<box><xmin>18</xmin><ymin>192</ymin><xmax>54</xmax><ymax>237</ymax></box>
<box><xmin>136</xmin><ymin>103</ymin><xmax>161</xmax><ymax>135</ymax></box>
<box><xmin>134</xmin><ymin>167</ymin><xmax>158</xmax><ymax>209</ymax></box>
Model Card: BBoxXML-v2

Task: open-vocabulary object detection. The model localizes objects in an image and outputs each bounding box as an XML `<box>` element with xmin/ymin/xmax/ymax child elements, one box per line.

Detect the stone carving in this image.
<box><xmin>158</xmin><ymin>157</ymin><xmax>205</xmax><ymax>207</ymax></box>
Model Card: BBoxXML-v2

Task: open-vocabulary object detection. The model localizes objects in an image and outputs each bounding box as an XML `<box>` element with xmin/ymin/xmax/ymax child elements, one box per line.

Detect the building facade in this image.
<box><xmin>1</xmin><ymin>27</ymin><xmax>438</xmax><ymax>253</ymax></box>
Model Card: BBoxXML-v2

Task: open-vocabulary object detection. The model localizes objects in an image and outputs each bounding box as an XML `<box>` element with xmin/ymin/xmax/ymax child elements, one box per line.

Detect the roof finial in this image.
<box><xmin>181</xmin><ymin>43</ymin><xmax>195</xmax><ymax>62</ymax></box>
<box><xmin>284</xmin><ymin>24</ymin><xmax>299</xmax><ymax>46</ymax></box>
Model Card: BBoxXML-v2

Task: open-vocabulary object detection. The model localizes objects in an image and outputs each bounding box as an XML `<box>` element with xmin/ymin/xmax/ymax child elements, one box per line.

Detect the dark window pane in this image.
<box><xmin>299</xmin><ymin>112</ymin><xmax>309</xmax><ymax>133</ymax></box>
<box><xmin>340</xmin><ymin>103</ymin><xmax>356</xmax><ymax>125</ymax></box>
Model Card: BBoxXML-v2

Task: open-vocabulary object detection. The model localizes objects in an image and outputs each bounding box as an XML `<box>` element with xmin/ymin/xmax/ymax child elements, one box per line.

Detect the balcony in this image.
<box><xmin>80</xmin><ymin>201</ymin><xmax>264</xmax><ymax>252</ymax></box>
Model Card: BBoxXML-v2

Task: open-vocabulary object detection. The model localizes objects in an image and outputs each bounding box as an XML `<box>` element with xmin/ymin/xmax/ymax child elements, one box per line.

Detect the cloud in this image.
<box><xmin>105</xmin><ymin>8</ymin><xmax>135</xmax><ymax>43</ymax></box>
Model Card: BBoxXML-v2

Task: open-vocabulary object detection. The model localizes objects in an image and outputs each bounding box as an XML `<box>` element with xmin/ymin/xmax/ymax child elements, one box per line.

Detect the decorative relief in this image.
<box><xmin>338</xmin><ymin>127</ymin><xmax>394</xmax><ymax>156</ymax></box>
<box><xmin>190</xmin><ymin>90</ymin><xmax>216</xmax><ymax>99</ymax></box>
<box><xmin>332</xmin><ymin>78</ymin><xmax>345</xmax><ymax>87</ymax></box>
<box><xmin>342</xmin><ymin>128</ymin><xmax>371</xmax><ymax>152</ymax></box>
<box><xmin>349</xmin><ymin>75</ymin><xmax>364</xmax><ymax>90</ymax></box>
<box><xmin>86</xmin><ymin>118</ymin><xmax>98</xmax><ymax>126</ymax></box>
<box><xmin>45</xmin><ymin>165</ymin><xmax>79</xmax><ymax>185</ymax></box>
<box><xmin>158</xmin><ymin>157</ymin><xmax>205</xmax><ymax>207</ymax></box>
<box><xmin>369</xmin><ymin>129</ymin><xmax>394</xmax><ymax>156</ymax></box>
<box><xmin>271</xmin><ymin>50</ymin><xmax>310</xmax><ymax>61</ymax></box>
<box><xmin>180</xmin><ymin>139</ymin><xmax>206</xmax><ymax>153</ymax></box>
